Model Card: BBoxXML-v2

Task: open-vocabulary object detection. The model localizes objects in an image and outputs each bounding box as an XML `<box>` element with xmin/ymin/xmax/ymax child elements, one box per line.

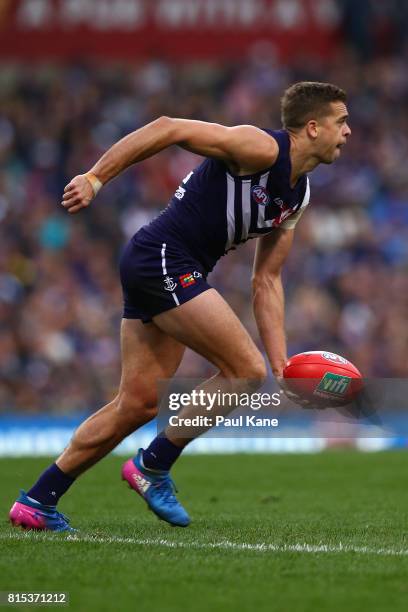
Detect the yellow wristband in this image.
<box><xmin>85</xmin><ymin>172</ymin><xmax>103</xmax><ymax>196</ymax></box>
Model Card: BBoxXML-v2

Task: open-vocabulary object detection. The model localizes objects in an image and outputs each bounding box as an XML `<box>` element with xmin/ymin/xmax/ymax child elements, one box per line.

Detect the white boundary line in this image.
<box><xmin>1</xmin><ymin>532</ymin><xmax>407</xmax><ymax>557</ymax></box>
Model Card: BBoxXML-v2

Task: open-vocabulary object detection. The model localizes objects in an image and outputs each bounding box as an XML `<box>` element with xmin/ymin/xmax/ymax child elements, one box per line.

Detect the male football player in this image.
<box><xmin>9</xmin><ymin>82</ymin><xmax>350</xmax><ymax>531</ymax></box>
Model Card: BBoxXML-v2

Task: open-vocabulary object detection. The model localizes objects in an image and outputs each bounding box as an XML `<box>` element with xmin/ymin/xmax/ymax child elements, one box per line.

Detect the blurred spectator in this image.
<box><xmin>0</xmin><ymin>53</ymin><xmax>407</xmax><ymax>413</ymax></box>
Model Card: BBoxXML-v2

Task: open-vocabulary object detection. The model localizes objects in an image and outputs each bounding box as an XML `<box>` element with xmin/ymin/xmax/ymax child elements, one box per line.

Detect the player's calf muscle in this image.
<box><xmin>73</xmin><ymin>392</ymin><xmax>157</xmax><ymax>448</ymax></box>
<box><xmin>57</xmin><ymin>392</ymin><xmax>158</xmax><ymax>475</ymax></box>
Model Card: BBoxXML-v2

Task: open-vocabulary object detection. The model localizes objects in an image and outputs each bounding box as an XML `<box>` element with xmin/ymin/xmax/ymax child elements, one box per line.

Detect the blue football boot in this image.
<box><xmin>121</xmin><ymin>449</ymin><xmax>190</xmax><ymax>527</ymax></box>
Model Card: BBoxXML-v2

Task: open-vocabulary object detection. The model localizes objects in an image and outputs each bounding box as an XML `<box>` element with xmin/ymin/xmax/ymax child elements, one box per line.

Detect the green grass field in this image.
<box><xmin>0</xmin><ymin>452</ymin><xmax>407</xmax><ymax>612</ymax></box>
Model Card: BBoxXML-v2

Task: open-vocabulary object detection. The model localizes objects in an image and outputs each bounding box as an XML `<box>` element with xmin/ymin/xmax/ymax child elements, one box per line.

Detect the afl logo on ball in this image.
<box><xmin>322</xmin><ymin>352</ymin><xmax>349</xmax><ymax>365</ymax></box>
<box><xmin>251</xmin><ymin>185</ymin><xmax>270</xmax><ymax>206</ymax></box>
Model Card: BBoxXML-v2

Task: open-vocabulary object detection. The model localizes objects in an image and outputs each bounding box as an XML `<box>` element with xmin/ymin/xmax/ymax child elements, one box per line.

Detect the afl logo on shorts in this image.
<box><xmin>251</xmin><ymin>185</ymin><xmax>270</xmax><ymax>206</ymax></box>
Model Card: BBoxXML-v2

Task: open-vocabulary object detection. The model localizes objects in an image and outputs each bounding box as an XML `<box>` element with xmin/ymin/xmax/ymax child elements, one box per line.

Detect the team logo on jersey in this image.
<box><xmin>179</xmin><ymin>273</ymin><xmax>195</xmax><ymax>288</ymax></box>
<box><xmin>251</xmin><ymin>185</ymin><xmax>270</xmax><ymax>206</ymax></box>
<box><xmin>164</xmin><ymin>276</ymin><xmax>177</xmax><ymax>291</ymax></box>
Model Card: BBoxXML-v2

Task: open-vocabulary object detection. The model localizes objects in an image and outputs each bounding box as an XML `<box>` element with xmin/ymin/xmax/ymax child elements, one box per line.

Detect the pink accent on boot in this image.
<box><xmin>9</xmin><ymin>502</ymin><xmax>47</xmax><ymax>530</ymax></box>
<box><xmin>121</xmin><ymin>458</ymin><xmax>152</xmax><ymax>498</ymax></box>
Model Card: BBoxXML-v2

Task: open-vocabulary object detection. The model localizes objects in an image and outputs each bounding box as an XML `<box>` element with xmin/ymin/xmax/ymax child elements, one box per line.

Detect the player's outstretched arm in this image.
<box><xmin>252</xmin><ymin>228</ymin><xmax>294</xmax><ymax>379</ymax></box>
<box><xmin>61</xmin><ymin>117</ymin><xmax>278</xmax><ymax>213</ymax></box>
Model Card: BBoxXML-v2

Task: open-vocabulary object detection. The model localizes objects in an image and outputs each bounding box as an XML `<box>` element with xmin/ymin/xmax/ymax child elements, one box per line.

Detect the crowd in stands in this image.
<box><xmin>1</xmin><ymin>46</ymin><xmax>407</xmax><ymax>412</ymax></box>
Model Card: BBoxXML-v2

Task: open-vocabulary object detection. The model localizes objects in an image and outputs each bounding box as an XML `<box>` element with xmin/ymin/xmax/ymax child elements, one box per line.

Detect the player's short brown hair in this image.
<box><xmin>281</xmin><ymin>82</ymin><xmax>347</xmax><ymax>131</ymax></box>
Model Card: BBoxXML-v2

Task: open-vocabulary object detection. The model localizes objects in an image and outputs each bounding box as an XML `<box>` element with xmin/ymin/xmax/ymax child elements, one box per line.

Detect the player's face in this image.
<box><xmin>315</xmin><ymin>102</ymin><xmax>351</xmax><ymax>164</ymax></box>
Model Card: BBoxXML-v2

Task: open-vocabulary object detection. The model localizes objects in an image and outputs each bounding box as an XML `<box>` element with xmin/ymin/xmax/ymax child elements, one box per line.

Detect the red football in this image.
<box><xmin>283</xmin><ymin>351</ymin><xmax>363</xmax><ymax>406</ymax></box>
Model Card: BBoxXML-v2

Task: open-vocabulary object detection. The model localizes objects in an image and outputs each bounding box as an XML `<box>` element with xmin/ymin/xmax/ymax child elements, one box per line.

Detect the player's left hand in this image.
<box><xmin>61</xmin><ymin>174</ymin><xmax>94</xmax><ymax>214</ymax></box>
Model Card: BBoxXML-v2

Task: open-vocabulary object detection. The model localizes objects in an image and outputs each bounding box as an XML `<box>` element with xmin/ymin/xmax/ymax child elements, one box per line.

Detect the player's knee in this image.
<box><xmin>222</xmin><ymin>354</ymin><xmax>267</xmax><ymax>389</ymax></box>
<box><xmin>244</xmin><ymin>357</ymin><xmax>268</xmax><ymax>389</ymax></box>
<box><xmin>116</xmin><ymin>388</ymin><xmax>158</xmax><ymax>425</ymax></box>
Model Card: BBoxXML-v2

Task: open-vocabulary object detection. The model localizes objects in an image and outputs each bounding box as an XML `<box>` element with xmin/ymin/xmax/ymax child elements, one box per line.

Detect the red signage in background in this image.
<box><xmin>0</xmin><ymin>0</ymin><xmax>342</xmax><ymax>62</ymax></box>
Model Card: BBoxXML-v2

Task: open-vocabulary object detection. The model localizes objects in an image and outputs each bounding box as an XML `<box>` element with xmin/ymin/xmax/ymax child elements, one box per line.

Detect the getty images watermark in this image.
<box><xmin>157</xmin><ymin>383</ymin><xmax>283</xmax><ymax>436</ymax></box>
<box><xmin>157</xmin><ymin>378</ymin><xmax>408</xmax><ymax>439</ymax></box>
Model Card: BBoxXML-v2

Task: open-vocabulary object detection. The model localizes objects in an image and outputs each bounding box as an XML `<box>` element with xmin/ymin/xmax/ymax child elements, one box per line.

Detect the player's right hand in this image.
<box><xmin>61</xmin><ymin>174</ymin><xmax>94</xmax><ymax>214</ymax></box>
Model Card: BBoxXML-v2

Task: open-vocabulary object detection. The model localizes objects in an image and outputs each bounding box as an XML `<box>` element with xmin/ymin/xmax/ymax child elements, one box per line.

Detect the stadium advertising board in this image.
<box><xmin>0</xmin><ymin>0</ymin><xmax>341</xmax><ymax>60</ymax></box>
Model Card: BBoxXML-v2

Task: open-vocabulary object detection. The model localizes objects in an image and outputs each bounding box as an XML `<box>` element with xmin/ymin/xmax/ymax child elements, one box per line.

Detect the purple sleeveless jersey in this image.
<box><xmin>120</xmin><ymin>128</ymin><xmax>310</xmax><ymax>321</ymax></box>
